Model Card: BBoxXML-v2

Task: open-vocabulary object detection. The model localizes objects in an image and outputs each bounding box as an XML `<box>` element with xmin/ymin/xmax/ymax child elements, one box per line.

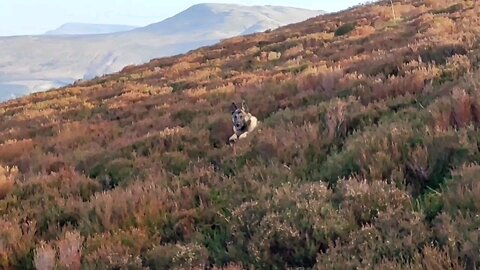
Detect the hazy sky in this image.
<box><xmin>0</xmin><ymin>0</ymin><xmax>366</xmax><ymax>36</ymax></box>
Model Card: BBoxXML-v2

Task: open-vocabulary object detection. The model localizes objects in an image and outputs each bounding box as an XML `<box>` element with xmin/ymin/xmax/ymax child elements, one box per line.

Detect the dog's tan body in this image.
<box><xmin>228</xmin><ymin>101</ymin><xmax>258</xmax><ymax>145</ymax></box>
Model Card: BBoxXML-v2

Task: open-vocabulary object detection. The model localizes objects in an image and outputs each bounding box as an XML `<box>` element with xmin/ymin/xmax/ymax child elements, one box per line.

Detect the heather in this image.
<box><xmin>0</xmin><ymin>0</ymin><xmax>480</xmax><ymax>269</ymax></box>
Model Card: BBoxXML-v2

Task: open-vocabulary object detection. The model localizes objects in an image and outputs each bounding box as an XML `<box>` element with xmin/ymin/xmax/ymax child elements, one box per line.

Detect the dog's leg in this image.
<box><xmin>238</xmin><ymin>132</ymin><xmax>249</xmax><ymax>139</ymax></box>
<box><xmin>228</xmin><ymin>134</ymin><xmax>238</xmax><ymax>145</ymax></box>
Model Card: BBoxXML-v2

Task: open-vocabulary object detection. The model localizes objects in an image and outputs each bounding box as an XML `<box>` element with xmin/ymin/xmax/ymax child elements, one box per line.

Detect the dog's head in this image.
<box><xmin>230</xmin><ymin>100</ymin><xmax>250</xmax><ymax>131</ymax></box>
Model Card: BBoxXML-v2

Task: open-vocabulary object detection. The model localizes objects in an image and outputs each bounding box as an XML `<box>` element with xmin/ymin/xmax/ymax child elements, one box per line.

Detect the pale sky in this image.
<box><xmin>0</xmin><ymin>0</ymin><xmax>367</xmax><ymax>36</ymax></box>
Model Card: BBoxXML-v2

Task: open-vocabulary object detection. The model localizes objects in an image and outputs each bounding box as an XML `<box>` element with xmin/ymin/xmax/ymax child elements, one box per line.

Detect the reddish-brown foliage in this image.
<box><xmin>0</xmin><ymin>0</ymin><xmax>479</xmax><ymax>268</ymax></box>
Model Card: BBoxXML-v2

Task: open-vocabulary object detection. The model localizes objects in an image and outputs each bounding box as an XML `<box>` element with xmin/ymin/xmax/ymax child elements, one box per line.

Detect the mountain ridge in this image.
<box><xmin>133</xmin><ymin>3</ymin><xmax>323</xmax><ymax>35</ymax></box>
<box><xmin>44</xmin><ymin>23</ymin><xmax>138</xmax><ymax>35</ymax></box>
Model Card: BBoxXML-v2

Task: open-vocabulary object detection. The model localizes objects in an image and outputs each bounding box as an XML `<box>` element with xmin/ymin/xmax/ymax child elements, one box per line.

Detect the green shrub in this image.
<box><xmin>201</xmin><ymin>222</ymin><xmax>232</xmax><ymax>266</ymax></box>
<box><xmin>430</xmin><ymin>165</ymin><xmax>480</xmax><ymax>269</ymax></box>
<box><xmin>334</xmin><ymin>23</ymin><xmax>356</xmax><ymax>36</ymax></box>
<box><xmin>433</xmin><ymin>3</ymin><xmax>463</xmax><ymax>15</ymax></box>
<box><xmin>173</xmin><ymin>109</ymin><xmax>198</xmax><ymax>125</ymax></box>
<box><xmin>416</xmin><ymin>191</ymin><xmax>443</xmax><ymax>222</ymax></box>
<box><xmin>231</xmin><ymin>182</ymin><xmax>352</xmax><ymax>269</ymax></box>
<box><xmin>170</xmin><ymin>81</ymin><xmax>194</xmax><ymax>92</ymax></box>
<box><xmin>161</xmin><ymin>151</ymin><xmax>190</xmax><ymax>176</ymax></box>
<box><xmin>89</xmin><ymin>158</ymin><xmax>140</xmax><ymax>189</ymax></box>
<box><xmin>317</xmin><ymin>179</ymin><xmax>430</xmax><ymax>268</ymax></box>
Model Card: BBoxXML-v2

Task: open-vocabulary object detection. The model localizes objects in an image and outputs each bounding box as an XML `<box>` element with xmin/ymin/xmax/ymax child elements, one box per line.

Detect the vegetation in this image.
<box><xmin>0</xmin><ymin>0</ymin><xmax>479</xmax><ymax>269</ymax></box>
<box><xmin>334</xmin><ymin>23</ymin><xmax>356</xmax><ymax>36</ymax></box>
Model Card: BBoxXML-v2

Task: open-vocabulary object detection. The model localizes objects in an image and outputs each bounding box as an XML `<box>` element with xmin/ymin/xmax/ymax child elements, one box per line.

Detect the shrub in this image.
<box><xmin>351</xmin><ymin>25</ymin><xmax>376</xmax><ymax>38</ymax></box>
<box><xmin>1</xmin><ymin>171</ymin><xmax>101</xmax><ymax>240</ymax></box>
<box><xmin>208</xmin><ymin>118</ymin><xmax>233</xmax><ymax>148</ymax></box>
<box><xmin>416</xmin><ymin>245</ymin><xmax>464</xmax><ymax>270</ymax></box>
<box><xmin>336</xmin><ymin>177</ymin><xmax>412</xmax><ymax>225</ymax></box>
<box><xmin>78</xmin><ymin>181</ymin><xmax>170</xmax><ymax>233</ymax></box>
<box><xmin>0</xmin><ymin>139</ymin><xmax>35</xmax><ymax>163</ymax></box>
<box><xmin>231</xmin><ymin>182</ymin><xmax>352</xmax><ymax>269</ymax></box>
<box><xmin>161</xmin><ymin>151</ymin><xmax>190</xmax><ymax>176</ymax></box>
<box><xmin>90</xmin><ymin>158</ymin><xmax>140</xmax><ymax>189</ymax></box>
<box><xmin>33</xmin><ymin>242</ymin><xmax>56</xmax><ymax>270</ymax></box>
<box><xmin>0</xmin><ymin>219</ymin><xmax>36</xmax><ymax>269</ymax></box>
<box><xmin>317</xmin><ymin>201</ymin><xmax>430</xmax><ymax>269</ymax></box>
<box><xmin>297</xmin><ymin>65</ymin><xmax>344</xmax><ymax>94</ymax></box>
<box><xmin>433</xmin><ymin>3</ymin><xmax>463</xmax><ymax>15</ymax></box>
<box><xmin>451</xmin><ymin>88</ymin><xmax>473</xmax><ymax>128</ymax></box>
<box><xmin>83</xmin><ymin>228</ymin><xmax>154</xmax><ymax>269</ymax></box>
<box><xmin>172</xmin><ymin>109</ymin><xmax>198</xmax><ymax>125</ymax></box>
<box><xmin>56</xmin><ymin>231</ymin><xmax>84</xmax><ymax>270</ymax></box>
<box><xmin>144</xmin><ymin>243</ymin><xmax>209</xmax><ymax>269</ymax></box>
<box><xmin>416</xmin><ymin>187</ymin><xmax>443</xmax><ymax>222</ymax></box>
<box><xmin>433</xmin><ymin>165</ymin><xmax>480</xmax><ymax>269</ymax></box>
<box><xmin>441</xmin><ymin>164</ymin><xmax>480</xmax><ymax>215</ymax></box>
<box><xmin>335</xmin><ymin>23</ymin><xmax>356</xmax><ymax>36</ymax></box>
<box><xmin>0</xmin><ymin>165</ymin><xmax>18</xmax><ymax>200</ymax></box>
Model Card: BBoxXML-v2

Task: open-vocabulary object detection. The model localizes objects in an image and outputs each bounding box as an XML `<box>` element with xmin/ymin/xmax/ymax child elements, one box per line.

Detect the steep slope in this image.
<box><xmin>44</xmin><ymin>23</ymin><xmax>138</xmax><ymax>35</ymax></box>
<box><xmin>0</xmin><ymin>4</ymin><xmax>323</xmax><ymax>101</ymax></box>
<box><xmin>0</xmin><ymin>0</ymin><xmax>480</xmax><ymax>269</ymax></box>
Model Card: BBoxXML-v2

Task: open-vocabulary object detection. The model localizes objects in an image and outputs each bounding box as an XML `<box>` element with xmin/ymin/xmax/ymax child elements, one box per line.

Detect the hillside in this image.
<box><xmin>0</xmin><ymin>4</ymin><xmax>322</xmax><ymax>102</ymax></box>
<box><xmin>44</xmin><ymin>23</ymin><xmax>138</xmax><ymax>35</ymax></box>
<box><xmin>0</xmin><ymin>0</ymin><xmax>480</xmax><ymax>269</ymax></box>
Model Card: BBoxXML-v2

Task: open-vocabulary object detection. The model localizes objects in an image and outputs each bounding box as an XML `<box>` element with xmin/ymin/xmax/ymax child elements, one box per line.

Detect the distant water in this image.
<box><xmin>0</xmin><ymin>83</ymin><xmax>29</xmax><ymax>101</ymax></box>
<box><xmin>0</xmin><ymin>80</ymin><xmax>69</xmax><ymax>102</ymax></box>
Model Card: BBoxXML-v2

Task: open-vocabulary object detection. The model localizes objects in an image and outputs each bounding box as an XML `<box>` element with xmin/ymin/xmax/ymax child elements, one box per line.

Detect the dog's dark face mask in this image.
<box><xmin>230</xmin><ymin>101</ymin><xmax>250</xmax><ymax>131</ymax></box>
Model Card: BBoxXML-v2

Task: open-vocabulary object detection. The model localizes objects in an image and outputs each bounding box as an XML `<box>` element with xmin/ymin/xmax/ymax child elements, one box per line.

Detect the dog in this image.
<box><xmin>228</xmin><ymin>100</ymin><xmax>258</xmax><ymax>145</ymax></box>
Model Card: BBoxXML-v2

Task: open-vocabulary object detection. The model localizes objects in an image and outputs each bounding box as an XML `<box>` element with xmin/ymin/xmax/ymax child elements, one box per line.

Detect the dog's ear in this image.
<box><xmin>241</xmin><ymin>100</ymin><xmax>249</xmax><ymax>112</ymax></box>
<box><xmin>230</xmin><ymin>102</ymin><xmax>238</xmax><ymax>114</ymax></box>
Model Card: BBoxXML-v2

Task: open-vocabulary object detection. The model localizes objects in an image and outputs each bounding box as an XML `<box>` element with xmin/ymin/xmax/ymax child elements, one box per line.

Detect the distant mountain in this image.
<box><xmin>0</xmin><ymin>3</ymin><xmax>324</xmax><ymax>101</ymax></box>
<box><xmin>137</xmin><ymin>3</ymin><xmax>323</xmax><ymax>36</ymax></box>
<box><xmin>44</xmin><ymin>23</ymin><xmax>138</xmax><ymax>35</ymax></box>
